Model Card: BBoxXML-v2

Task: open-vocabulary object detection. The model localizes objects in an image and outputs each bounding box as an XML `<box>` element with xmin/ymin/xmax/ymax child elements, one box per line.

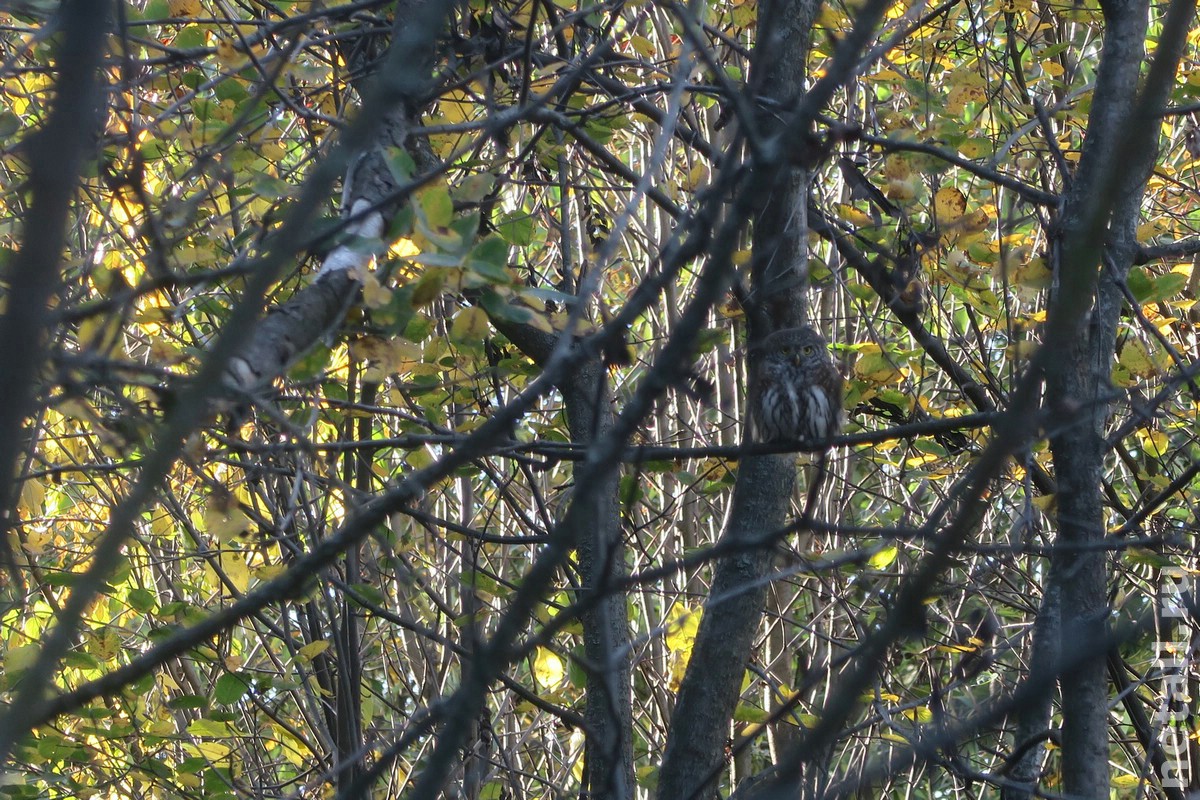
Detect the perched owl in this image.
<box><xmin>751</xmin><ymin>326</ymin><xmax>843</xmax><ymax>446</ymax></box>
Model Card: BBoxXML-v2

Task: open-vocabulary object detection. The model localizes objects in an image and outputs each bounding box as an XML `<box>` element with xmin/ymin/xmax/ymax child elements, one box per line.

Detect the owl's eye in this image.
<box><xmin>801</xmin><ymin>344</ymin><xmax>815</xmax><ymax>355</ymax></box>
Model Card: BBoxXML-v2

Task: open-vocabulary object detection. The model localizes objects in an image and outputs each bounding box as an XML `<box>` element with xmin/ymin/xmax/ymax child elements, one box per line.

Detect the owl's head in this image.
<box><xmin>756</xmin><ymin>326</ymin><xmax>830</xmax><ymax>365</ymax></box>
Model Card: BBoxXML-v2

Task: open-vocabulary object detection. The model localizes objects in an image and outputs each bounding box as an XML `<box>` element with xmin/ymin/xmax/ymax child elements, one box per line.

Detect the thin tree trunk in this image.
<box><xmin>1000</xmin><ymin>581</ymin><xmax>1058</xmax><ymax>800</ymax></box>
<box><xmin>565</xmin><ymin>364</ymin><xmax>636</xmax><ymax>800</ymax></box>
<box><xmin>493</xmin><ymin>321</ymin><xmax>636</xmax><ymax>800</ymax></box>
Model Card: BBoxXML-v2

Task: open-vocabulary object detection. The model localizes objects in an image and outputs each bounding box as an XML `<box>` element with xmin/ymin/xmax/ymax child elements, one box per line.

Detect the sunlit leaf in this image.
<box><xmin>532</xmin><ymin>647</ymin><xmax>565</xmax><ymax>689</ymax></box>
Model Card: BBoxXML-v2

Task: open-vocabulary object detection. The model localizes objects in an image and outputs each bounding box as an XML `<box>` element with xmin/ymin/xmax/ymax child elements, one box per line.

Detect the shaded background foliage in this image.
<box><xmin>0</xmin><ymin>0</ymin><xmax>1198</xmax><ymax>798</ymax></box>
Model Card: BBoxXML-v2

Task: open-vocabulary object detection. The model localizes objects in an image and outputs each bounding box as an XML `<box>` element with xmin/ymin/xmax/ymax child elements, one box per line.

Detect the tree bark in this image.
<box><xmin>495</xmin><ymin>322</ymin><xmax>635</xmax><ymax>799</ymax></box>
<box><xmin>656</xmin><ymin>1</ymin><xmax>819</xmax><ymax>797</ymax></box>
<box><xmin>1041</xmin><ymin>2</ymin><xmax>1190</xmax><ymax>797</ymax></box>
<box><xmin>224</xmin><ymin>0</ymin><xmax>443</xmax><ymax>394</ymax></box>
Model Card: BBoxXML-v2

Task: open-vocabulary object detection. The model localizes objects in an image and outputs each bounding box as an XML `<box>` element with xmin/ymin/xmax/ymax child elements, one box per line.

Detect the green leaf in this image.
<box><xmin>214</xmin><ymin>673</ymin><xmax>249</xmax><ymax>705</ymax></box>
<box><xmin>0</xmin><ymin>113</ymin><xmax>21</xmax><ymax>140</ymax></box>
<box><xmin>168</xmin><ymin>694</ymin><xmax>209</xmax><ymax>710</ymax></box>
<box><xmin>1127</xmin><ymin>267</ymin><xmax>1156</xmax><ymax>302</ymax></box>
<box><xmin>480</xmin><ymin>782</ymin><xmax>506</xmax><ymax>800</ymax></box>
<box><xmin>466</xmin><ymin>237</ymin><xmax>511</xmax><ymax>282</ymax></box>
<box><xmin>732</xmin><ymin>703</ymin><xmax>769</xmax><ymax>723</ymax></box>
<box><xmin>1142</xmin><ymin>272</ymin><xmax>1188</xmax><ymax>303</ymax></box>
<box><xmin>496</xmin><ymin>213</ymin><xmax>535</xmax><ymax>246</ymax></box>
<box><xmin>385</xmin><ymin>148</ymin><xmax>416</xmax><ymax>184</ymax></box>
<box><xmin>127</xmin><ymin>587</ymin><xmax>157</xmax><ymax>613</ymax></box>
<box><xmin>1124</xmin><ymin>548</ymin><xmax>1175</xmax><ymax>568</ymax></box>
<box><xmin>375</xmin><ymin>284</ymin><xmax>416</xmax><ymax>335</ymax></box>
<box><xmin>418</xmin><ymin>185</ymin><xmax>454</xmax><ymax>228</ymax></box>
<box><xmin>187</xmin><ymin>717</ymin><xmax>233</xmax><ymax>737</ymax></box>
<box><xmin>288</xmin><ymin>343</ymin><xmax>332</xmax><ymax>381</ymax></box>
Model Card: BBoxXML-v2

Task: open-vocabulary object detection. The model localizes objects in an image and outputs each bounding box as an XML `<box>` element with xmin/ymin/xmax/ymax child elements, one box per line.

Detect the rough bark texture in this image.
<box><xmin>223</xmin><ymin>0</ymin><xmax>440</xmax><ymax>394</ymax></box>
<box><xmin>656</xmin><ymin>457</ymin><xmax>797</xmax><ymax>800</ymax></box>
<box><xmin>564</xmin><ymin>363</ymin><xmax>635</xmax><ymax>800</ymax></box>
<box><xmin>495</xmin><ymin>323</ymin><xmax>635</xmax><ymax>799</ymax></box>
<box><xmin>1042</xmin><ymin>1</ymin><xmax>1188</xmax><ymax>797</ymax></box>
<box><xmin>655</xmin><ymin>1</ymin><xmax>819</xmax><ymax>797</ymax></box>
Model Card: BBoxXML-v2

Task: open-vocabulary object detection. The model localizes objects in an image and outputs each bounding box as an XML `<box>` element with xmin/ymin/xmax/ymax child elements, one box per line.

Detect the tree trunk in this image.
<box><xmin>1041</xmin><ymin>2</ymin><xmax>1189</xmax><ymax>796</ymax></box>
<box><xmin>656</xmin><ymin>1</ymin><xmax>819</xmax><ymax>797</ymax></box>
<box><xmin>494</xmin><ymin>321</ymin><xmax>635</xmax><ymax>800</ymax></box>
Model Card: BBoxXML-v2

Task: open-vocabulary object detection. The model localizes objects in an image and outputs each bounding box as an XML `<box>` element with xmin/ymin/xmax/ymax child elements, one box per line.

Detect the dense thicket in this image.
<box><xmin>0</xmin><ymin>1</ymin><xmax>1198</xmax><ymax>798</ymax></box>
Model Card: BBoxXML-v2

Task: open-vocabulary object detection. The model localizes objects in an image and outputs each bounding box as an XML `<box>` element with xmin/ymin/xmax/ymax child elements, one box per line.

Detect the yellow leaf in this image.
<box><xmin>214</xmin><ymin>37</ymin><xmax>242</xmax><ymax>69</ymax></box>
<box><xmin>1006</xmin><ymin>339</ymin><xmax>1039</xmax><ymax>363</ymax></box>
<box><xmin>204</xmin><ymin>491</ymin><xmax>251</xmax><ymax>542</ymax></box>
<box><xmin>945</xmin><ymin>84</ymin><xmax>986</xmax><ymax>114</ymax></box>
<box><xmin>665</xmin><ymin>604</ymin><xmax>702</xmax><ymax>653</ymax></box>
<box><xmin>882</xmin><ymin>154</ymin><xmax>911</xmax><ymax>180</ymax></box>
<box><xmin>261</xmin><ymin>141</ymin><xmax>286</xmax><ymax>161</ymax></box>
<box><xmin>222</xmin><ymin>551</ymin><xmax>251</xmax><ymax>592</ymax></box>
<box><xmin>254</xmin><ymin>563</ymin><xmax>285</xmax><ymax>581</ymax></box>
<box><xmin>958</xmin><ymin>138</ymin><xmax>990</xmax><ymax>159</ymax></box>
<box><xmin>1032</xmin><ymin>493</ymin><xmax>1056</xmax><ymax>513</ymax></box>
<box><xmin>835</xmin><ymin>203</ymin><xmax>875</xmax><ymax>228</ymax></box>
<box><xmin>450</xmin><ymin>306</ymin><xmax>491</xmax><ymax>342</ymax></box>
<box><xmin>1014</xmin><ymin>257</ymin><xmax>1051</xmax><ymax>289</ymax></box>
<box><xmin>1137</xmin><ymin>428</ymin><xmax>1169</xmax><ymax>458</ymax></box>
<box><xmin>437</xmin><ymin>89</ymin><xmax>475</xmax><ymax>125</ymax></box>
<box><xmin>1039</xmin><ymin>60</ymin><xmax>1064</xmax><ymax>78</ymax></box>
<box><xmin>852</xmin><ymin>344</ymin><xmax>904</xmax><ymax>385</ymax></box>
<box><xmin>934</xmin><ymin>187</ymin><xmax>967</xmax><ymax>222</ymax></box>
<box><xmin>24</xmin><ymin>527</ymin><xmax>52</xmax><ymax>555</ymax></box>
<box><xmin>360</xmin><ymin>273</ymin><xmax>390</xmax><ymax>310</ymax></box>
<box><xmin>78</xmin><ymin>313</ymin><xmax>124</xmax><ymax>357</ymax></box>
<box><xmin>683</xmin><ymin>162</ymin><xmax>708</xmax><ymax>191</ymax></box>
<box><xmin>298</xmin><ymin>640</ymin><xmax>331</xmax><ymax>661</ymax></box>
<box><xmin>168</xmin><ymin>0</ymin><xmax>202</xmax><ymax>16</ymax></box>
<box><xmin>18</xmin><ymin>479</ymin><xmax>44</xmax><ymax>517</ymax></box>
<box><xmin>868</xmin><ymin>545</ymin><xmax>898</xmax><ymax>569</ymax></box>
<box><xmin>532</xmin><ymin>647</ymin><xmax>565</xmax><ymax>689</ymax></box>
<box><xmin>389</xmin><ymin>237</ymin><xmax>421</xmax><ymax>259</ymax></box>
<box><xmin>1118</xmin><ymin>338</ymin><xmax>1160</xmax><ymax>378</ymax></box>
<box><xmin>193</xmin><ymin>741</ymin><xmax>232</xmax><ymax>760</ymax></box>
<box><xmin>630</xmin><ymin>35</ymin><xmax>656</xmax><ymax>57</ymax></box>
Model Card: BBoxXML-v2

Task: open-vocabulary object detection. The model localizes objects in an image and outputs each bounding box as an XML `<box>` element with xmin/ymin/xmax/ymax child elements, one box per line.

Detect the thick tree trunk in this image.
<box><xmin>1040</xmin><ymin>2</ymin><xmax>1189</xmax><ymax>797</ymax></box>
<box><xmin>656</xmin><ymin>1</ymin><xmax>819</xmax><ymax>797</ymax></box>
<box><xmin>656</xmin><ymin>457</ymin><xmax>797</xmax><ymax>800</ymax></box>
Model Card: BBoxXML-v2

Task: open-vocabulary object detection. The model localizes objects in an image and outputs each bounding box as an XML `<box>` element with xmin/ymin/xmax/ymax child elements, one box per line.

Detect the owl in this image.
<box><xmin>751</xmin><ymin>326</ymin><xmax>843</xmax><ymax>446</ymax></box>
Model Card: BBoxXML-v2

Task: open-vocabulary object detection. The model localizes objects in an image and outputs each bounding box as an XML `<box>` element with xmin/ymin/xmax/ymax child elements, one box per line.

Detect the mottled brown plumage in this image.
<box><xmin>752</xmin><ymin>326</ymin><xmax>843</xmax><ymax>446</ymax></box>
